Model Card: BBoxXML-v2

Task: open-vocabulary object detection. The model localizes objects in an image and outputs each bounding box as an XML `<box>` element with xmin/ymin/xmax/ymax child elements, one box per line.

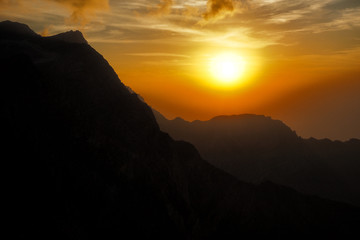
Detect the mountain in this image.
<box><xmin>0</xmin><ymin>20</ymin><xmax>39</xmax><ymax>38</ymax></box>
<box><xmin>47</xmin><ymin>30</ymin><xmax>88</xmax><ymax>44</ymax></box>
<box><xmin>153</xmin><ymin>110</ymin><xmax>360</xmax><ymax>206</ymax></box>
<box><xmin>2</xmin><ymin>21</ymin><xmax>360</xmax><ymax>239</ymax></box>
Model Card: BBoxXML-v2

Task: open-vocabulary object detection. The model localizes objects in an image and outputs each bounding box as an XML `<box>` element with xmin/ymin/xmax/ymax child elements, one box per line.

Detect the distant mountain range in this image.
<box><xmin>2</xmin><ymin>20</ymin><xmax>360</xmax><ymax>239</ymax></box>
<box><xmin>153</xmin><ymin>110</ymin><xmax>360</xmax><ymax>206</ymax></box>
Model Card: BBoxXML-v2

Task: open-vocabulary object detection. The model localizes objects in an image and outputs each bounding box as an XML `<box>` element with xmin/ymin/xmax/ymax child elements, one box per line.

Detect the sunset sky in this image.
<box><xmin>1</xmin><ymin>0</ymin><xmax>359</xmax><ymax>140</ymax></box>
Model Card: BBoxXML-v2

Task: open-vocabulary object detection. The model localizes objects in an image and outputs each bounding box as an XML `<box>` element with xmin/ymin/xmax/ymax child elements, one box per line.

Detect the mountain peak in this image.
<box><xmin>0</xmin><ymin>20</ymin><xmax>39</xmax><ymax>39</ymax></box>
<box><xmin>173</xmin><ymin>116</ymin><xmax>185</xmax><ymax>122</ymax></box>
<box><xmin>210</xmin><ymin>114</ymin><xmax>271</xmax><ymax>121</ymax></box>
<box><xmin>48</xmin><ymin>30</ymin><xmax>88</xmax><ymax>44</ymax></box>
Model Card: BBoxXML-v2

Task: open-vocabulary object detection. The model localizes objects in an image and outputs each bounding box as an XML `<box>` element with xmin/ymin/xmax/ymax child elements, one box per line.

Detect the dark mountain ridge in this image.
<box><xmin>2</xmin><ymin>21</ymin><xmax>360</xmax><ymax>239</ymax></box>
<box><xmin>0</xmin><ymin>20</ymin><xmax>39</xmax><ymax>38</ymax></box>
<box><xmin>153</xmin><ymin>110</ymin><xmax>360</xmax><ymax>206</ymax></box>
<box><xmin>47</xmin><ymin>30</ymin><xmax>88</xmax><ymax>44</ymax></box>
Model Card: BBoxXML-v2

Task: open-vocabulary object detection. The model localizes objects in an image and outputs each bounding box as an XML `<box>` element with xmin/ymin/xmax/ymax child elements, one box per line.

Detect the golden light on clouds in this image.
<box><xmin>203</xmin><ymin>0</ymin><xmax>235</xmax><ymax>20</ymax></box>
<box><xmin>1</xmin><ymin>0</ymin><xmax>359</xmax><ymax>139</ymax></box>
<box><xmin>0</xmin><ymin>0</ymin><xmax>109</xmax><ymax>24</ymax></box>
<box><xmin>50</xmin><ymin>0</ymin><xmax>109</xmax><ymax>24</ymax></box>
<box><xmin>150</xmin><ymin>0</ymin><xmax>173</xmax><ymax>16</ymax></box>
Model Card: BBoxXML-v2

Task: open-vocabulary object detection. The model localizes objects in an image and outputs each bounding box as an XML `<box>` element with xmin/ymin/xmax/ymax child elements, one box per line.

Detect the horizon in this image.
<box><xmin>1</xmin><ymin>0</ymin><xmax>359</xmax><ymax>140</ymax></box>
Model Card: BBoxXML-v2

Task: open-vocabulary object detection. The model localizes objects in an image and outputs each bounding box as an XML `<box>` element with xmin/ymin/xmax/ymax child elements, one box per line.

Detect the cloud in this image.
<box><xmin>203</xmin><ymin>0</ymin><xmax>247</xmax><ymax>20</ymax></box>
<box><xmin>40</xmin><ymin>25</ymin><xmax>53</xmax><ymax>36</ymax></box>
<box><xmin>0</xmin><ymin>0</ymin><xmax>109</xmax><ymax>24</ymax></box>
<box><xmin>50</xmin><ymin>0</ymin><xmax>109</xmax><ymax>24</ymax></box>
<box><xmin>148</xmin><ymin>0</ymin><xmax>247</xmax><ymax>20</ymax></box>
<box><xmin>0</xmin><ymin>0</ymin><xmax>17</xmax><ymax>4</ymax></box>
<box><xmin>150</xmin><ymin>0</ymin><xmax>173</xmax><ymax>16</ymax></box>
<box><xmin>203</xmin><ymin>0</ymin><xmax>234</xmax><ymax>20</ymax></box>
<box><xmin>0</xmin><ymin>0</ymin><xmax>19</xmax><ymax>9</ymax></box>
<box><xmin>325</xmin><ymin>0</ymin><xmax>360</xmax><ymax>11</ymax></box>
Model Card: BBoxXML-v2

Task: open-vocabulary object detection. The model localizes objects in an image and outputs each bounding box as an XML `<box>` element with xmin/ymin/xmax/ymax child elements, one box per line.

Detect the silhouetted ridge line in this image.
<box><xmin>0</xmin><ymin>20</ymin><xmax>88</xmax><ymax>45</ymax></box>
<box><xmin>47</xmin><ymin>30</ymin><xmax>88</xmax><ymax>44</ymax></box>
<box><xmin>153</xmin><ymin>110</ymin><xmax>360</xmax><ymax>206</ymax></box>
<box><xmin>0</xmin><ymin>20</ymin><xmax>39</xmax><ymax>39</ymax></box>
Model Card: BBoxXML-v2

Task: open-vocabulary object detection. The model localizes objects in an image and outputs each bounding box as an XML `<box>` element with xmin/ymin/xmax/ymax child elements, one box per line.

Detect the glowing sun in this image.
<box><xmin>209</xmin><ymin>53</ymin><xmax>246</xmax><ymax>86</ymax></box>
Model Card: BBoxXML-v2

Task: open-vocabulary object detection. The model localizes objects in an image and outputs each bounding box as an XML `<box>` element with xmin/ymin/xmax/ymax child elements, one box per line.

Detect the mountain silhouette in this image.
<box><xmin>2</xmin><ymin>21</ymin><xmax>360</xmax><ymax>239</ymax></box>
<box><xmin>153</xmin><ymin>110</ymin><xmax>360</xmax><ymax>206</ymax></box>
<box><xmin>0</xmin><ymin>20</ymin><xmax>39</xmax><ymax>38</ymax></box>
<box><xmin>47</xmin><ymin>30</ymin><xmax>88</xmax><ymax>44</ymax></box>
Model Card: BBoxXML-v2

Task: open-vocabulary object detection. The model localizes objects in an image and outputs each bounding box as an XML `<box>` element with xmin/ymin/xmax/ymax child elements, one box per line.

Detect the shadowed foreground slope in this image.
<box><xmin>1</xmin><ymin>21</ymin><xmax>360</xmax><ymax>239</ymax></box>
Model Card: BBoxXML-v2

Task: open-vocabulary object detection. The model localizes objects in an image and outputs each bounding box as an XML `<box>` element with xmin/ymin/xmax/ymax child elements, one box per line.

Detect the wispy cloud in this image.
<box><xmin>50</xmin><ymin>0</ymin><xmax>109</xmax><ymax>24</ymax></box>
<box><xmin>148</xmin><ymin>0</ymin><xmax>248</xmax><ymax>21</ymax></box>
<box><xmin>1</xmin><ymin>0</ymin><xmax>360</xmax><ymax>56</ymax></box>
<box><xmin>0</xmin><ymin>0</ymin><xmax>20</xmax><ymax>10</ymax></box>
<box><xmin>149</xmin><ymin>0</ymin><xmax>173</xmax><ymax>16</ymax></box>
<box><xmin>0</xmin><ymin>0</ymin><xmax>109</xmax><ymax>24</ymax></box>
<box><xmin>0</xmin><ymin>0</ymin><xmax>19</xmax><ymax>6</ymax></box>
<box><xmin>125</xmin><ymin>52</ymin><xmax>190</xmax><ymax>58</ymax></box>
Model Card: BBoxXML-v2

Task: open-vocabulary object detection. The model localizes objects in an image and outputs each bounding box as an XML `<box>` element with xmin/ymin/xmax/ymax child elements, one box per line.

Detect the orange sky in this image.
<box><xmin>1</xmin><ymin>0</ymin><xmax>360</xmax><ymax>140</ymax></box>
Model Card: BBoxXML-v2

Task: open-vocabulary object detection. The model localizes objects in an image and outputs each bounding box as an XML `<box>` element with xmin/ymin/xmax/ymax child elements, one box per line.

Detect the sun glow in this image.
<box><xmin>209</xmin><ymin>53</ymin><xmax>246</xmax><ymax>87</ymax></box>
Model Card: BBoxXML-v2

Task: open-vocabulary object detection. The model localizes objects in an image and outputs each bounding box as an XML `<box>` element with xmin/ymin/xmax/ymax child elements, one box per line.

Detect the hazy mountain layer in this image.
<box><xmin>153</xmin><ymin>110</ymin><xmax>360</xmax><ymax>206</ymax></box>
<box><xmin>2</xmin><ymin>21</ymin><xmax>360</xmax><ymax>239</ymax></box>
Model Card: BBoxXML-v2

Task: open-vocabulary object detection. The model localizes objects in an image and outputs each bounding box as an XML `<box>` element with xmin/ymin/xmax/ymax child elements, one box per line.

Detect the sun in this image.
<box><xmin>209</xmin><ymin>53</ymin><xmax>246</xmax><ymax>86</ymax></box>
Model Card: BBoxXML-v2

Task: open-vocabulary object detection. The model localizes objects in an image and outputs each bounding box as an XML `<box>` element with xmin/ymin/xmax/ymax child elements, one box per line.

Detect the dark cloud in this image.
<box><xmin>203</xmin><ymin>0</ymin><xmax>234</xmax><ymax>20</ymax></box>
<box><xmin>325</xmin><ymin>0</ymin><xmax>360</xmax><ymax>10</ymax></box>
<box><xmin>203</xmin><ymin>0</ymin><xmax>247</xmax><ymax>20</ymax></box>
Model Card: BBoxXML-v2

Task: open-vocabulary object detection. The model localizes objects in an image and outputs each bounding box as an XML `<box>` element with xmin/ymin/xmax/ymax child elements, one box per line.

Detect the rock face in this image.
<box><xmin>153</xmin><ymin>110</ymin><xmax>360</xmax><ymax>206</ymax></box>
<box><xmin>2</xmin><ymin>21</ymin><xmax>360</xmax><ymax>239</ymax></box>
